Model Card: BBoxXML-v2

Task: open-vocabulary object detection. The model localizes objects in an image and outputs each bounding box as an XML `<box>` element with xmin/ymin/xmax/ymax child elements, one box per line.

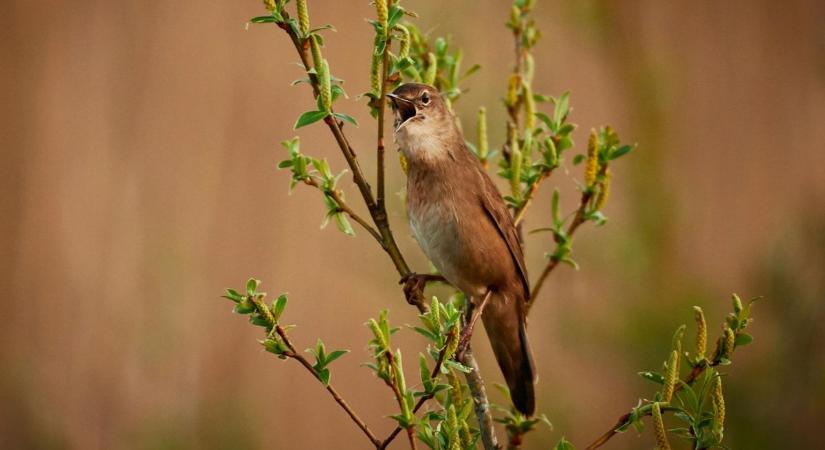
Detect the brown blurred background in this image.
<box><xmin>2</xmin><ymin>0</ymin><xmax>824</xmax><ymax>449</ymax></box>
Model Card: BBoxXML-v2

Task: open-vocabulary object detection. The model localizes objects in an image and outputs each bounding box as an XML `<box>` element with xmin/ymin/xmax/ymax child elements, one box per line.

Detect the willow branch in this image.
<box><xmin>461</xmin><ymin>346</ymin><xmax>499</xmax><ymax>450</ymax></box>
<box><xmin>277</xmin><ymin>14</ymin><xmax>413</xmax><ymax>287</ymax></box>
<box><xmin>376</xmin><ymin>0</ymin><xmax>394</xmax><ymax>214</ymax></box>
<box><xmin>512</xmin><ymin>169</ymin><xmax>554</xmax><ymax>226</ymax></box>
<box><xmin>379</xmin><ymin>328</ymin><xmax>454</xmax><ymax>449</ymax></box>
<box><xmin>250</xmin><ymin>296</ymin><xmax>382</xmax><ymax>448</ymax></box>
<box><xmin>584</xmin><ymin>353</ymin><xmax>725</xmax><ymax>449</ymax></box>
<box><xmin>528</xmin><ymin>188</ymin><xmax>593</xmax><ymax>308</ymax></box>
<box><xmin>303</xmin><ymin>177</ymin><xmax>382</xmax><ymax>242</ymax></box>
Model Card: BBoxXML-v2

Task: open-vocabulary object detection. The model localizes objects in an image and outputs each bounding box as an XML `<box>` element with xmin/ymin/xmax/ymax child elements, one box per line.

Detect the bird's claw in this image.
<box><xmin>400</xmin><ymin>273</ymin><xmax>429</xmax><ymax>306</ymax></box>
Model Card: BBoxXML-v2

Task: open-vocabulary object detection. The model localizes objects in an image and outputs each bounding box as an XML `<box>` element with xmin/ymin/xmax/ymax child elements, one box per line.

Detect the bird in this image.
<box><xmin>388</xmin><ymin>82</ymin><xmax>536</xmax><ymax>416</ymax></box>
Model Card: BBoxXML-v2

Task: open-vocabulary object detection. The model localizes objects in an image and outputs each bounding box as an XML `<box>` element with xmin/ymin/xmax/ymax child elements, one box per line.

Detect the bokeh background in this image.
<box><xmin>2</xmin><ymin>0</ymin><xmax>824</xmax><ymax>449</ymax></box>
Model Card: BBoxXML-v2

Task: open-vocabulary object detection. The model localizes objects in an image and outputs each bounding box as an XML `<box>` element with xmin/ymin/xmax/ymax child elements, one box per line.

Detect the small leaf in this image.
<box><xmin>734</xmin><ymin>332</ymin><xmax>753</xmax><ymax>347</ymax></box>
<box><xmin>318</xmin><ymin>368</ymin><xmax>331</xmax><ymax>385</ymax></box>
<box><xmin>271</xmin><ymin>294</ymin><xmax>288</xmax><ymax>322</ymax></box>
<box><xmin>609</xmin><ymin>144</ymin><xmax>633</xmax><ymax>160</ymax></box>
<box><xmin>249</xmin><ymin>15</ymin><xmax>277</xmax><ymax>24</ymax></box>
<box><xmin>324</xmin><ymin>350</ymin><xmax>349</xmax><ymax>366</ymax></box>
<box><xmin>294</xmin><ymin>110</ymin><xmax>329</xmax><ymax>129</ymax></box>
<box><xmin>572</xmin><ymin>154</ymin><xmax>585</xmax><ymax>165</ymax></box>
<box><xmin>639</xmin><ymin>371</ymin><xmax>665</xmax><ymax>385</ymax></box>
<box><xmin>246</xmin><ymin>278</ymin><xmax>260</xmax><ymax>295</ymax></box>
<box><xmin>332</xmin><ymin>112</ymin><xmax>358</xmax><ymax>126</ymax></box>
<box><xmin>554</xmin><ymin>437</ymin><xmax>576</xmax><ymax>450</ymax></box>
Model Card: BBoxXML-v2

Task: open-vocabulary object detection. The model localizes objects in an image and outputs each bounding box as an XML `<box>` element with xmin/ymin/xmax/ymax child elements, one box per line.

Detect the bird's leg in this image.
<box><xmin>399</xmin><ymin>273</ymin><xmax>447</xmax><ymax>306</ymax></box>
<box><xmin>456</xmin><ymin>289</ymin><xmax>493</xmax><ymax>360</ymax></box>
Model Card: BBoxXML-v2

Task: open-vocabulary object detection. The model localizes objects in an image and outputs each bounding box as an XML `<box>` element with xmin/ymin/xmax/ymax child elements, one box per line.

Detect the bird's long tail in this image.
<box><xmin>481</xmin><ymin>292</ymin><xmax>536</xmax><ymax>416</ymax></box>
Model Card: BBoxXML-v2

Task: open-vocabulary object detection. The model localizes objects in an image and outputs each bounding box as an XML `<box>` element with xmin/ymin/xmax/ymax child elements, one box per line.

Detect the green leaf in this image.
<box><xmin>246</xmin><ymin>278</ymin><xmax>260</xmax><ymax>295</ymax></box>
<box><xmin>318</xmin><ymin>368</ymin><xmax>331</xmax><ymax>385</ymax></box>
<box><xmin>271</xmin><ymin>294</ymin><xmax>288</xmax><ymax>322</ymax></box>
<box><xmin>735</xmin><ymin>332</ymin><xmax>753</xmax><ymax>347</ymax></box>
<box><xmin>325</xmin><ymin>350</ymin><xmax>349</xmax><ymax>366</ymax></box>
<box><xmin>554</xmin><ymin>437</ymin><xmax>576</xmax><ymax>450</ymax></box>
<box><xmin>294</xmin><ymin>110</ymin><xmax>329</xmax><ymax>129</ymax></box>
<box><xmin>553</xmin><ymin>91</ymin><xmax>570</xmax><ymax>125</ymax></box>
<box><xmin>551</xmin><ymin>189</ymin><xmax>561</xmax><ymax>227</ymax></box>
<box><xmin>333</xmin><ymin>213</ymin><xmax>355</xmax><ymax>236</ymax></box>
<box><xmin>609</xmin><ymin>144</ymin><xmax>633</xmax><ymax>160</ymax></box>
<box><xmin>223</xmin><ymin>288</ymin><xmax>244</xmax><ymax>303</ymax></box>
<box><xmin>332</xmin><ymin>112</ymin><xmax>358</xmax><ymax>126</ymax></box>
<box><xmin>249</xmin><ymin>15</ymin><xmax>277</xmax><ymax>24</ymax></box>
<box><xmin>639</xmin><ymin>371</ymin><xmax>665</xmax><ymax>385</ymax></box>
<box><xmin>572</xmin><ymin>154</ymin><xmax>585</xmax><ymax>165</ymax></box>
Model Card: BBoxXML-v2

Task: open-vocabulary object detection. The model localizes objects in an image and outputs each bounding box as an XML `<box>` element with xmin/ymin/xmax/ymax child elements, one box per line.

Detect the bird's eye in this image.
<box><xmin>421</xmin><ymin>92</ymin><xmax>430</xmax><ymax>104</ymax></box>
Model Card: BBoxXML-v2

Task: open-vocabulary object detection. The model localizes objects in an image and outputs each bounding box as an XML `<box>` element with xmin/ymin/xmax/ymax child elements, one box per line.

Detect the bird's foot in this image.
<box><xmin>399</xmin><ymin>273</ymin><xmax>446</xmax><ymax>306</ymax></box>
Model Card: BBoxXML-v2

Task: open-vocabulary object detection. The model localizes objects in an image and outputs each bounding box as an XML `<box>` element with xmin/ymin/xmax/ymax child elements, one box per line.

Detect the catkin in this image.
<box><xmin>662</xmin><ymin>350</ymin><xmax>679</xmax><ymax>402</ymax></box>
<box><xmin>585</xmin><ymin>129</ymin><xmax>599</xmax><ymax>187</ymax></box>
<box><xmin>396</xmin><ymin>24</ymin><xmax>411</xmax><ymax>58</ymax></box>
<box><xmin>370</xmin><ymin>52</ymin><xmax>383</xmax><ymax>97</ymax></box>
<box><xmin>318</xmin><ymin>59</ymin><xmax>332</xmax><ymax>111</ymax></box>
<box><xmin>712</xmin><ymin>375</ymin><xmax>726</xmax><ymax>437</ymax></box>
<box><xmin>263</xmin><ymin>0</ymin><xmax>276</xmax><ymax>12</ymax></box>
<box><xmin>374</xmin><ymin>0</ymin><xmax>388</xmax><ymax>36</ymax></box>
<box><xmin>723</xmin><ymin>326</ymin><xmax>735</xmax><ymax>359</ymax></box>
<box><xmin>510</xmin><ymin>144</ymin><xmax>523</xmax><ymax>201</ymax></box>
<box><xmin>477</xmin><ymin>107</ymin><xmax>489</xmax><ymax>162</ymax></box>
<box><xmin>693</xmin><ymin>306</ymin><xmax>707</xmax><ymax>359</ymax></box>
<box><xmin>652</xmin><ymin>403</ymin><xmax>671</xmax><ymax>450</ymax></box>
<box><xmin>296</xmin><ymin>0</ymin><xmax>310</xmax><ymax>34</ymax></box>
<box><xmin>424</xmin><ymin>52</ymin><xmax>437</xmax><ymax>85</ymax></box>
<box><xmin>523</xmin><ymin>81</ymin><xmax>535</xmax><ymax>130</ymax></box>
<box><xmin>310</xmin><ymin>35</ymin><xmax>323</xmax><ymax>71</ymax></box>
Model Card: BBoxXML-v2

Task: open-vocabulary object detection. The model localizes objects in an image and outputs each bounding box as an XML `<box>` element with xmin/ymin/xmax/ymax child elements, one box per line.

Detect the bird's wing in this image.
<box><xmin>477</xmin><ymin>167</ymin><xmax>531</xmax><ymax>300</ymax></box>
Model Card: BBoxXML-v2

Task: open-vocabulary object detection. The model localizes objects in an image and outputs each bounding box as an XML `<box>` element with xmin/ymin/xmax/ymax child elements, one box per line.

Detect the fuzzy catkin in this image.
<box><xmin>296</xmin><ymin>0</ymin><xmax>310</xmax><ymax>34</ymax></box>
<box><xmin>585</xmin><ymin>129</ymin><xmax>599</xmax><ymax>187</ymax></box>
<box><xmin>595</xmin><ymin>168</ymin><xmax>611</xmax><ymax>210</ymax></box>
<box><xmin>652</xmin><ymin>403</ymin><xmax>671</xmax><ymax>450</ymax></box>
<box><xmin>694</xmin><ymin>306</ymin><xmax>707</xmax><ymax>358</ymax></box>
<box><xmin>318</xmin><ymin>59</ymin><xmax>332</xmax><ymax>111</ymax></box>
<box><xmin>477</xmin><ymin>107</ymin><xmax>489</xmax><ymax>161</ymax></box>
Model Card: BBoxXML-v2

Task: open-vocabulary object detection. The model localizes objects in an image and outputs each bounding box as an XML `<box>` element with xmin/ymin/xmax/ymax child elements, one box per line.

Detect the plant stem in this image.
<box><xmin>461</xmin><ymin>347</ymin><xmax>499</xmax><ymax>450</ymax></box>
<box><xmin>251</xmin><ymin>297</ymin><xmax>382</xmax><ymax>448</ymax></box>
<box><xmin>529</xmin><ymin>189</ymin><xmax>592</xmax><ymax>306</ymax></box>
<box><xmin>376</xmin><ymin>0</ymin><xmax>394</xmax><ymax>215</ymax></box>
<box><xmin>379</xmin><ymin>328</ymin><xmax>454</xmax><ymax>449</ymax></box>
<box><xmin>303</xmin><ymin>177</ymin><xmax>382</xmax><ymax>241</ymax></box>
<box><xmin>277</xmin><ymin>15</ymin><xmax>415</xmax><ymax>298</ymax></box>
<box><xmin>512</xmin><ymin>169</ymin><xmax>553</xmax><ymax>226</ymax></box>
<box><xmin>584</xmin><ymin>358</ymin><xmax>723</xmax><ymax>449</ymax></box>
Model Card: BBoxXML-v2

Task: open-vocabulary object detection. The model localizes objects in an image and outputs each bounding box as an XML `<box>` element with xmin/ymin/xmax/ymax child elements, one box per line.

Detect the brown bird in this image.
<box><xmin>388</xmin><ymin>83</ymin><xmax>536</xmax><ymax>415</ymax></box>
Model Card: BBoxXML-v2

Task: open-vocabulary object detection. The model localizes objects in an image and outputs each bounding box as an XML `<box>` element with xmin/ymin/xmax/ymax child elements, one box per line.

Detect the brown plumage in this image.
<box><xmin>389</xmin><ymin>83</ymin><xmax>536</xmax><ymax>415</ymax></box>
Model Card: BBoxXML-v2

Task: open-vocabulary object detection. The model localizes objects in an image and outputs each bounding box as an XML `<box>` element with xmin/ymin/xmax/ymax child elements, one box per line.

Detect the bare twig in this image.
<box><xmin>250</xmin><ymin>296</ymin><xmax>382</xmax><ymax>448</ymax></box>
<box><xmin>461</xmin><ymin>346</ymin><xmax>500</xmax><ymax>450</ymax></box>
<box><xmin>512</xmin><ymin>169</ymin><xmax>554</xmax><ymax>226</ymax></box>
<box><xmin>376</xmin><ymin>0</ymin><xmax>394</xmax><ymax>215</ymax></box>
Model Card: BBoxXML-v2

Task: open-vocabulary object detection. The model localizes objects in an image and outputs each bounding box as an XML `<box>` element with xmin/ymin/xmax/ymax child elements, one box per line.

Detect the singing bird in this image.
<box><xmin>388</xmin><ymin>83</ymin><xmax>536</xmax><ymax>415</ymax></box>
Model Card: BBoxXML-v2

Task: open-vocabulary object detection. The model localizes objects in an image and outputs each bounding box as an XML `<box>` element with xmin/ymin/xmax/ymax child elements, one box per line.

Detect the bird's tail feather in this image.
<box><xmin>481</xmin><ymin>292</ymin><xmax>536</xmax><ymax>416</ymax></box>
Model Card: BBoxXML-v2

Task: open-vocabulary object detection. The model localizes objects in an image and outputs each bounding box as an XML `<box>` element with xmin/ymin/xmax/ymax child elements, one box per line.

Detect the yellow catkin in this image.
<box><xmin>594</xmin><ymin>168</ymin><xmax>611</xmax><ymax>210</ymax></box>
<box><xmin>712</xmin><ymin>375</ymin><xmax>725</xmax><ymax>437</ymax></box>
<box><xmin>310</xmin><ymin>35</ymin><xmax>323</xmax><ymax>70</ymax></box>
<box><xmin>262</xmin><ymin>0</ymin><xmax>276</xmax><ymax>12</ymax></box>
<box><xmin>447</xmin><ymin>404</ymin><xmax>461</xmax><ymax>450</ymax></box>
<box><xmin>424</xmin><ymin>52</ymin><xmax>437</xmax><ymax>85</ymax></box>
<box><xmin>296</xmin><ymin>0</ymin><xmax>310</xmax><ymax>34</ymax></box>
<box><xmin>523</xmin><ymin>81</ymin><xmax>535</xmax><ymax>130</ymax></box>
<box><xmin>507</xmin><ymin>74</ymin><xmax>520</xmax><ymax>108</ymax></box>
<box><xmin>662</xmin><ymin>350</ymin><xmax>679</xmax><ymax>402</ymax></box>
<box><xmin>368</xmin><ymin>319</ymin><xmax>388</xmax><ymax>349</ymax></box>
<box><xmin>398</xmin><ymin>153</ymin><xmax>409</xmax><ymax>176</ymax></box>
<box><xmin>693</xmin><ymin>306</ymin><xmax>707</xmax><ymax>359</ymax></box>
<box><xmin>477</xmin><ymin>107</ymin><xmax>489</xmax><ymax>163</ymax></box>
<box><xmin>584</xmin><ymin>129</ymin><xmax>598</xmax><ymax>187</ymax></box>
<box><xmin>395</xmin><ymin>24</ymin><xmax>411</xmax><ymax>58</ymax></box>
<box><xmin>652</xmin><ymin>402</ymin><xmax>671</xmax><ymax>450</ymax></box>
<box><xmin>370</xmin><ymin>52</ymin><xmax>383</xmax><ymax>97</ymax></box>
<box><xmin>374</xmin><ymin>0</ymin><xmax>388</xmax><ymax>35</ymax></box>
<box><xmin>444</xmin><ymin>321</ymin><xmax>460</xmax><ymax>360</ymax></box>
<box><xmin>723</xmin><ymin>326</ymin><xmax>735</xmax><ymax>359</ymax></box>
<box><xmin>510</xmin><ymin>143</ymin><xmax>523</xmax><ymax>201</ymax></box>
<box><xmin>318</xmin><ymin>59</ymin><xmax>332</xmax><ymax>111</ymax></box>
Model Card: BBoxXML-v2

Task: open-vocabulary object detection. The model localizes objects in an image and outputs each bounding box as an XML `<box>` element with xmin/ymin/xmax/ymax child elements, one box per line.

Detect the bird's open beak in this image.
<box><xmin>387</xmin><ymin>93</ymin><xmax>416</xmax><ymax>130</ymax></box>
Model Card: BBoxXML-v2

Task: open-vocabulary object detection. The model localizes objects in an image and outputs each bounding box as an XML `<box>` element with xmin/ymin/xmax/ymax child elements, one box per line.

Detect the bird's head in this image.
<box><xmin>388</xmin><ymin>83</ymin><xmax>457</xmax><ymax>160</ymax></box>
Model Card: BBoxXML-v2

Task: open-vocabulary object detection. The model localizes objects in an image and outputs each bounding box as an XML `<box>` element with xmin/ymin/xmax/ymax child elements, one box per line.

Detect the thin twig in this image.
<box><xmin>376</xmin><ymin>0</ymin><xmax>394</xmax><ymax>214</ymax></box>
<box><xmin>584</xmin><ymin>357</ymin><xmax>723</xmax><ymax>449</ymax></box>
<box><xmin>277</xmin><ymin>14</ymin><xmax>415</xmax><ymax>294</ymax></box>
<box><xmin>461</xmin><ymin>347</ymin><xmax>500</xmax><ymax>450</ymax></box>
<box><xmin>528</xmin><ymin>190</ymin><xmax>592</xmax><ymax>307</ymax></box>
<box><xmin>379</xmin><ymin>327</ymin><xmax>455</xmax><ymax>449</ymax></box>
<box><xmin>251</xmin><ymin>297</ymin><xmax>382</xmax><ymax>448</ymax></box>
<box><xmin>302</xmin><ymin>177</ymin><xmax>383</xmax><ymax>241</ymax></box>
<box><xmin>512</xmin><ymin>169</ymin><xmax>554</xmax><ymax>226</ymax></box>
